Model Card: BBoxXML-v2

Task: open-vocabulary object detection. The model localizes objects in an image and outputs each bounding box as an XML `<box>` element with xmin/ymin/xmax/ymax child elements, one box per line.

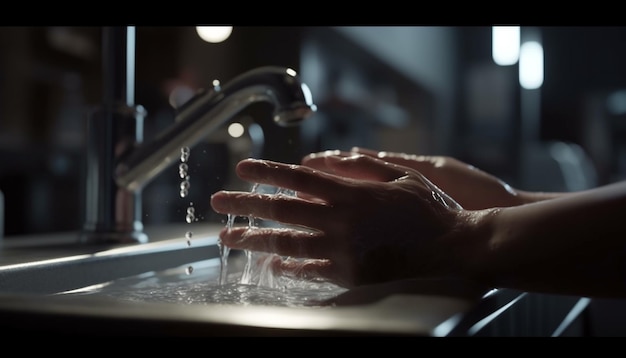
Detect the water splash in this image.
<box><xmin>218</xmin><ymin>214</ymin><xmax>232</xmax><ymax>285</ymax></box>
<box><xmin>240</xmin><ymin>184</ymin><xmax>259</xmax><ymax>285</ymax></box>
<box><xmin>72</xmin><ymin>258</ymin><xmax>347</xmax><ymax>307</ymax></box>
<box><xmin>227</xmin><ymin>183</ymin><xmax>306</xmax><ymax>290</ymax></box>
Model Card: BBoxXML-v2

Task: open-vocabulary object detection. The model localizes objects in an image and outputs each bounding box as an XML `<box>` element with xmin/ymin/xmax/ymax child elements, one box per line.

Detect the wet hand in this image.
<box><xmin>301</xmin><ymin>147</ymin><xmax>524</xmax><ymax>210</ymax></box>
<box><xmin>210</xmin><ymin>155</ymin><xmax>471</xmax><ymax>288</ymax></box>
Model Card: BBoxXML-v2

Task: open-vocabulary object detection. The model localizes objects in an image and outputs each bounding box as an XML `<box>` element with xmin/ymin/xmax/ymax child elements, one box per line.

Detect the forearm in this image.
<box><xmin>516</xmin><ymin>189</ymin><xmax>573</xmax><ymax>204</ymax></box>
<box><xmin>466</xmin><ymin>181</ymin><xmax>626</xmax><ymax>298</ymax></box>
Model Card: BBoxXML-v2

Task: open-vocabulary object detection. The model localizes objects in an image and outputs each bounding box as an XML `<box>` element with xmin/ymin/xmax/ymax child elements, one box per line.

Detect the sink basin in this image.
<box><xmin>0</xmin><ymin>223</ymin><xmax>490</xmax><ymax>336</ymax></box>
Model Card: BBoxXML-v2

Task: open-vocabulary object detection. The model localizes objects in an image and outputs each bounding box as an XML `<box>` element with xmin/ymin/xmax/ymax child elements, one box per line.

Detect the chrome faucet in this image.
<box><xmin>80</xmin><ymin>27</ymin><xmax>316</xmax><ymax>245</ymax></box>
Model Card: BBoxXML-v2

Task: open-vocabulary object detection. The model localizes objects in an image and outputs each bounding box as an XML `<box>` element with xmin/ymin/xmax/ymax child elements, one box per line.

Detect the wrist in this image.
<box><xmin>442</xmin><ymin>208</ymin><xmax>501</xmax><ymax>286</ymax></box>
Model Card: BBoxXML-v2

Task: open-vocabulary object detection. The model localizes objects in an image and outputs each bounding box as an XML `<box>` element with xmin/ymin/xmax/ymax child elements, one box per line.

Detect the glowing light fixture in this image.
<box><xmin>492</xmin><ymin>26</ymin><xmax>520</xmax><ymax>66</ymax></box>
<box><xmin>196</xmin><ymin>26</ymin><xmax>233</xmax><ymax>43</ymax></box>
<box><xmin>519</xmin><ymin>41</ymin><xmax>544</xmax><ymax>90</ymax></box>
<box><xmin>228</xmin><ymin>122</ymin><xmax>245</xmax><ymax>138</ymax></box>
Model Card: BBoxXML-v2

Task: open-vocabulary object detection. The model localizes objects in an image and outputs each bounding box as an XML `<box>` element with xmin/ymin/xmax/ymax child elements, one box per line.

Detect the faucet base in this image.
<box><xmin>78</xmin><ymin>231</ymin><xmax>148</xmax><ymax>245</ymax></box>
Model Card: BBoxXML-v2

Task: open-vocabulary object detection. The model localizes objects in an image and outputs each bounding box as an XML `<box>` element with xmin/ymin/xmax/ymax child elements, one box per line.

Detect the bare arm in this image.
<box><xmin>465</xmin><ymin>181</ymin><xmax>626</xmax><ymax>298</ymax></box>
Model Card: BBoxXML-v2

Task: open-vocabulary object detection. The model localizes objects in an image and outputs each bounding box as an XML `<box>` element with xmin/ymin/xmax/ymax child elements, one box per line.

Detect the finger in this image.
<box><xmin>304</xmin><ymin>152</ymin><xmax>415</xmax><ymax>182</ymax></box>
<box><xmin>271</xmin><ymin>256</ymin><xmax>339</xmax><ymax>284</ymax></box>
<box><xmin>338</xmin><ymin>146</ymin><xmax>439</xmax><ymax>173</ymax></box>
<box><xmin>301</xmin><ymin>149</ymin><xmax>346</xmax><ymax>163</ymax></box>
<box><xmin>349</xmin><ymin>147</ymin><xmax>380</xmax><ymax>157</ymax></box>
<box><xmin>350</xmin><ymin>147</ymin><xmax>443</xmax><ymax>175</ymax></box>
<box><xmin>323</xmin><ymin>154</ymin><xmax>413</xmax><ymax>182</ymax></box>
<box><xmin>302</xmin><ymin>150</ymin><xmax>353</xmax><ymax>172</ymax></box>
<box><xmin>211</xmin><ymin>191</ymin><xmax>333</xmax><ymax>231</ymax></box>
<box><xmin>235</xmin><ymin>158</ymin><xmax>358</xmax><ymax>202</ymax></box>
<box><xmin>302</xmin><ymin>148</ymin><xmax>412</xmax><ymax>175</ymax></box>
<box><xmin>351</xmin><ymin>147</ymin><xmax>418</xmax><ymax>162</ymax></box>
<box><xmin>351</xmin><ymin>146</ymin><xmax>408</xmax><ymax>160</ymax></box>
<box><xmin>376</xmin><ymin>151</ymin><xmax>445</xmax><ymax>175</ymax></box>
<box><xmin>218</xmin><ymin>226</ymin><xmax>330</xmax><ymax>259</ymax></box>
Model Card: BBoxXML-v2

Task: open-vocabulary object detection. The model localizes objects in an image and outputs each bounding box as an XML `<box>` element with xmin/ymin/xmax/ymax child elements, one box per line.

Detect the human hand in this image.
<box><xmin>302</xmin><ymin>147</ymin><xmax>524</xmax><ymax>210</ymax></box>
<box><xmin>210</xmin><ymin>154</ymin><xmax>476</xmax><ymax>289</ymax></box>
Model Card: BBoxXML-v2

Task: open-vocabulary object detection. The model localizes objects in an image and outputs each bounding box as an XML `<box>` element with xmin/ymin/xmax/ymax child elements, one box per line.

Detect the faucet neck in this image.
<box><xmin>80</xmin><ymin>104</ymin><xmax>148</xmax><ymax>244</ymax></box>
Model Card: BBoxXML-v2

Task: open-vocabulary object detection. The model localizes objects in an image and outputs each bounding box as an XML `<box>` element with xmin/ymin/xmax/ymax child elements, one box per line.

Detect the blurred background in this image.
<box><xmin>1</xmin><ymin>25</ymin><xmax>626</xmax><ymax>336</ymax></box>
<box><xmin>1</xmin><ymin>26</ymin><xmax>626</xmax><ymax>237</ymax></box>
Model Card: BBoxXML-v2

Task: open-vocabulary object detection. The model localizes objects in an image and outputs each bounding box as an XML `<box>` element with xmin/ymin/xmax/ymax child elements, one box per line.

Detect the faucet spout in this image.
<box><xmin>116</xmin><ymin>66</ymin><xmax>316</xmax><ymax>192</ymax></box>
<box><xmin>80</xmin><ymin>66</ymin><xmax>316</xmax><ymax>245</ymax></box>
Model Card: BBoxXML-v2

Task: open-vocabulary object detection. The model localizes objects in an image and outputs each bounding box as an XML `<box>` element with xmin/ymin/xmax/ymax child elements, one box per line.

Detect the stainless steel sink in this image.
<box><xmin>0</xmin><ymin>225</ymin><xmax>221</xmax><ymax>295</ymax></box>
<box><xmin>0</xmin><ymin>223</ymin><xmax>486</xmax><ymax>336</ymax></box>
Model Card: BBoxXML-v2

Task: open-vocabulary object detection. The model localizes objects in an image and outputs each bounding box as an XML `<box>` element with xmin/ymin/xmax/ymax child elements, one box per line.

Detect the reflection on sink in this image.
<box><xmin>0</xmin><ymin>224</ymin><xmax>222</xmax><ymax>295</ymax></box>
<box><xmin>60</xmin><ymin>256</ymin><xmax>349</xmax><ymax>308</ymax></box>
<box><xmin>0</xmin><ymin>224</ymin><xmax>484</xmax><ymax>336</ymax></box>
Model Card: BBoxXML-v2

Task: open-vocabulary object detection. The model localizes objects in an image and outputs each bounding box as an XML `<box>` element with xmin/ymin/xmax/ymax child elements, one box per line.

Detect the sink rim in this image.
<box><xmin>0</xmin><ymin>224</ymin><xmax>222</xmax><ymax>295</ymax></box>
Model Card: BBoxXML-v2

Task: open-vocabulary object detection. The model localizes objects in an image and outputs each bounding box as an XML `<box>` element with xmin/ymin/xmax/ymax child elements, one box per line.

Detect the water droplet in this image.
<box><xmin>180</xmin><ymin>180</ymin><xmax>190</xmax><ymax>190</ymax></box>
<box><xmin>185</xmin><ymin>213</ymin><xmax>195</xmax><ymax>223</ymax></box>
<box><xmin>186</xmin><ymin>265</ymin><xmax>194</xmax><ymax>275</ymax></box>
<box><xmin>180</xmin><ymin>150</ymin><xmax>190</xmax><ymax>162</ymax></box>
<box><xmin>185</xmin><ymin>231</ymin><xmax>193</xmax><ymax>240</ymax></box>
<box><xmin>179</xmin><ymin>163</ymin><xmax>188</xmax><ymax>178</ymax></box>
<box><xmin>180</xmin><ymin>189</ymin><xmax>188</xmax><ymax>198</ymax></box>
<box><xmin>186</xmin><ymin>239</ymin><xmax>192</xmax><ymax>247</ymax></box>
<box><xmin>186</xmin><ymin>206</ymin><xmax>195</xmax><ymax>214</ymax></box>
